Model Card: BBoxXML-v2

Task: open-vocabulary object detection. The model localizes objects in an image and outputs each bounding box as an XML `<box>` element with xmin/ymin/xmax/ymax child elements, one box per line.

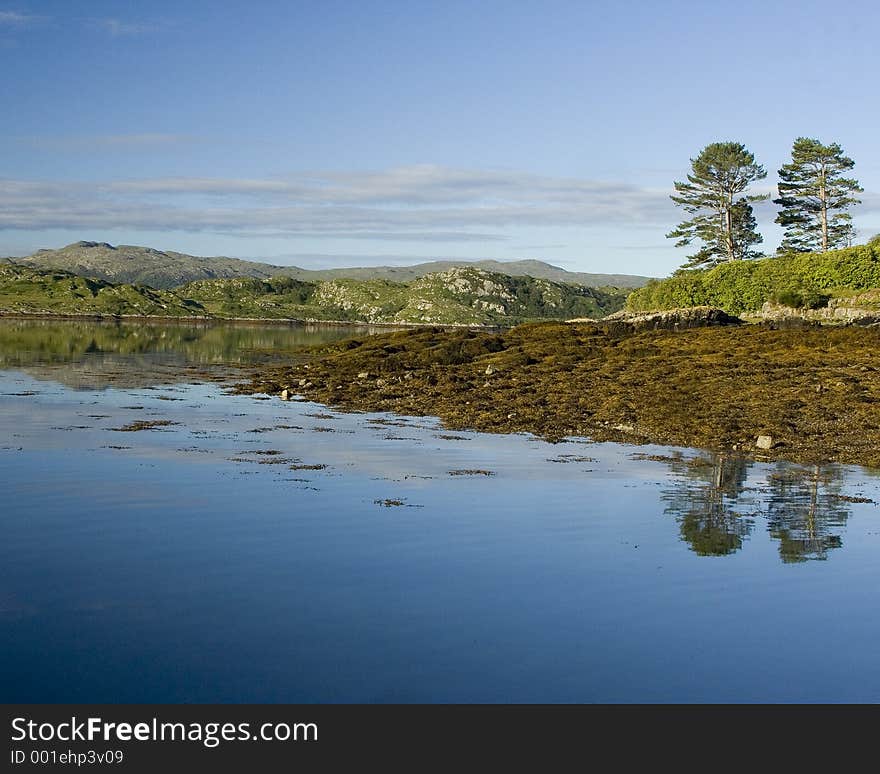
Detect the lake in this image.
<box><xmin>1</xmin><ymin>318</ymin><xmax>879</xmax><ymax>702</ymax></box>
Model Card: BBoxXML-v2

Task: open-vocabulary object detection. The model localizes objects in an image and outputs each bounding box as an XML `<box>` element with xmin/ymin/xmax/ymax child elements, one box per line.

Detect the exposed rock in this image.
<box><xmin>600</xmin><ymin>306</ymin><xmax>742</xmax><ymax>333</ymax></box>
<box><xmin>759</xmin><ymin>295</ymin><xmax>880</xmax><ymax>327</ymax></box>
<box><xmin>756</xmin><ymin>435</ymin><xmax>774</xmax><ymax>450</ymax></box>
<box><xmin>280</xmin><ymin>388</ymin><xmax>290</xmax><ymax>400</ymax></box>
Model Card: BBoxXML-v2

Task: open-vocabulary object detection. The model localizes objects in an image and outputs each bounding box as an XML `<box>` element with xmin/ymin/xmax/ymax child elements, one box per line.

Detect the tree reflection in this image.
<box><xmin>764</xmin><ymin>464</ymin><xmax>849</xmax><ymax>562</ymax></box>
<box><xmin>658</xmin><ymin>452</ymin><xmax>855</xmax><ymax>562</ymax></box>
<box><xmin>660</xmin><ymin>453</ymin><xmax>755</xmax><ymax>556</ymax></box>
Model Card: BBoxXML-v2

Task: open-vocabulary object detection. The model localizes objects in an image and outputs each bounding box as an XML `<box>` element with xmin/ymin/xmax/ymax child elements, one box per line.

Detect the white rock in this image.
<box><xmin>756</xmin><ymin>435</ymin><xmax>774</xmax><ymax>450</ymax></box>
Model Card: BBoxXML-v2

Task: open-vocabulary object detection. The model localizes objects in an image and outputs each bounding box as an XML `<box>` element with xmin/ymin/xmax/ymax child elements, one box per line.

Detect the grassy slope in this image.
<box><xmin>0</xmin><ymin>265</ymin><xmax>627</xmax><ymax>324</ymax></box>
<box><xmin>181</xmin><ymin>267</ymin><xmax>627</xmax><ymax>323</ymax></box>
<box><xmin>0</xmin><ymin>265</ymin><xmax>206</xmax><ymax>317</ymax></box>
<box><xmin>626</xmin><ymin>243</ymin><xmax>880</xmax><ymax>315</ymax></box>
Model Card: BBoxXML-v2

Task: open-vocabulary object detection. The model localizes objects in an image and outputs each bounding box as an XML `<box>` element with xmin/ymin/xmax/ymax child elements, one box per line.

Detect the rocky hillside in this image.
<box><xmin>13</xmin><ymin>241</ymin><xmax>652</xmax><ymax>290</ymax></box>
<box><xmin>181</xmin><ymin>267</ymin><xmax>627</xmax><ymax>324</ymax></box>
<box><xmin>0</xmin><ymin>265</ymin><xmax>627</xmax><ymax>324</ymax></box>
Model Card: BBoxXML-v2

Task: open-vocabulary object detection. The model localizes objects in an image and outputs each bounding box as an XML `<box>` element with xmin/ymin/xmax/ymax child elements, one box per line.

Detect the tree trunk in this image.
<box><xmin>819</xmin><ymin>164</ymin><xmax>828</xmax><ymax>252</ymax></box>
<box><xmin>725</xmin><ymin>199</ymin><xmax>735</xmax><ymax>260</ymax></box>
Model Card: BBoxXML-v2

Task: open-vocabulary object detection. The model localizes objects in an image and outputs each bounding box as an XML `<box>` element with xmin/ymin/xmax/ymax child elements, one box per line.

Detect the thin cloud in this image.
<box><xmin>0</xmin><ymin>11</ymin><xmax>41</xmax><ymax>27</ymax></box>
<box><xmin>858</xmin><ymin>191</ymin><xmax>880</xmax><ymax>214</ymax></box>
<box><xmin>0</xmin><ymin>10</ymin><xmax>44</xmax><ymax>27</ymax></box>
<box><xmin>103</xmin><ymin>167</ymin><xmax>676</xmax><ymax>220</ymax></box>
<box><xmin>90</xmin><ymin>18</ymin><xmax>160</xmax><ymax>36</ymax></box>
<box><xmin>3</xmin><ymin>166</ymin><xmax>872</xmax><ymax>242</ymax></box>
<box><xmin>1</xmin><ymin>13</ymin><xmax>167</xmax><ymax>35</ymax></box>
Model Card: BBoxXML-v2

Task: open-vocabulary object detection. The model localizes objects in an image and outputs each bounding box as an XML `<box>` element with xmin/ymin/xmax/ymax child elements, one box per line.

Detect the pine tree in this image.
<box><xmin>774</xmin><ymin>138</ymin><xmax>862</xmax><ymax>253</ymax></box>
<box><xmin>667</xmin><ymin>142</ymin><xmax>768</xmax><ymax>269</ymax></box>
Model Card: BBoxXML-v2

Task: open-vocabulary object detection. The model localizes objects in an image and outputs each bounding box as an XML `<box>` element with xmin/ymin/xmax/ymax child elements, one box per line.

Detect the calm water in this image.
<box><xmin>2</xmin><ymin>319</ymin><xmax>879</xmax><ymax>703</ymax></box>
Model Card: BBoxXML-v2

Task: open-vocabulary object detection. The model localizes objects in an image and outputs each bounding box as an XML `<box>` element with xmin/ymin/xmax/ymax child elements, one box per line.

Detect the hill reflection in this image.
<box><xmin>0</xmin><ymin>318</ymin><xmax>386</xmax><ymax>389</ymax></box>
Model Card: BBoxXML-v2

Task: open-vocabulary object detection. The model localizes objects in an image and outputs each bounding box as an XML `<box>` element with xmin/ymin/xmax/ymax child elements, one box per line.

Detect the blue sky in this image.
<box><xmin>2</xmin><ymin>0</ymin><xmax>878</xmax><ymax>276</ymax></box>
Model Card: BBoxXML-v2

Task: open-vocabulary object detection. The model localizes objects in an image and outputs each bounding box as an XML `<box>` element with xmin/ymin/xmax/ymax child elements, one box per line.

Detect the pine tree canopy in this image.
<box><xmin>667</xmin><ymin>141</ymin><xmax>768</xmax><ymax>269</ymax></box>
<box><xmin>774</xmin><ymin>138</ymin><xmax>862</xmax><ymax>253</ymax></box>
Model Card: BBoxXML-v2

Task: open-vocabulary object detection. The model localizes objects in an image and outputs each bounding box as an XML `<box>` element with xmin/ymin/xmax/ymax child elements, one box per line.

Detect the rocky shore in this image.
<box><xmin>238</xmin><ymin>310</ymin><xmax>880</xmax><ymax>468</ymax></box>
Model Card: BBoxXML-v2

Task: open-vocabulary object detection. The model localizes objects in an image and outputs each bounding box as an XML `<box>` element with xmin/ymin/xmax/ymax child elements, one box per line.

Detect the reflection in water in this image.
<box><xmin>765</xmin><ymin>465</ymin><xmax>849</xmax><ymax>562</ymax></box>
<box><xmin>659</xmin><ymin>452</ymin><xmax>853</xmax><ymax>561</ymax></box>
<box><xmin>0</xmin><ymin>318</ymin><xmax>389</xmax><ymax>390</ymax></box>
<box><xmin>660</xmin><ymin>453</ymin><xmax>755</xmax><ymax>556</ymax></box>
<box><xmin>0</xmin><ymin>319</ymin><xmax>870</xmax><ymax>567</ymax></box>
<box><xmin>3</xmin><ymin>320</ymin><xmax>880</xmax><ymax>702</ymax></box>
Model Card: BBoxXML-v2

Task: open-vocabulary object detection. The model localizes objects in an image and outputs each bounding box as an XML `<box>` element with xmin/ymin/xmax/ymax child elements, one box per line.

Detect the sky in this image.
<box><xmin>1</xmin><ymin>0</ymin><xmax>878</xmax><ymax>277</ymax></box>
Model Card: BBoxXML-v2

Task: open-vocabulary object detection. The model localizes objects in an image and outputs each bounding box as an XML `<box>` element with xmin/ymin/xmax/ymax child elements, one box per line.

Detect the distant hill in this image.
<box><xmin>0</xmin><ymin>264</ymin><xmax>628</xmax><ymax>325</ymax></box>
<box><xmin>289</xmin><ymin>258</ymin><xmax>652</xmax><ymax>288</ymax></box>
<box><xmin>15</xmin><ymin>242</ymin><xmax>283</xmax><ymax>289</ymax></box>
<box><xmin>13</xmin><ymin>241</ymin><xmax>652</xmax><ymax>290</ymax></box>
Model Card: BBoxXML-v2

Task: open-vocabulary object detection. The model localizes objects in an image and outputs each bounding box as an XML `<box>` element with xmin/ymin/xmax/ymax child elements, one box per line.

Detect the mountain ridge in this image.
<box><xmin>11</xmin><ymin>241</ymin><xmax>653</xmax><ymax>290</ymax></box>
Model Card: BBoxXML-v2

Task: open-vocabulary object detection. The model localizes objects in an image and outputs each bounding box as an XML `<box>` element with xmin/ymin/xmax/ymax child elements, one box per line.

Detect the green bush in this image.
<box><xmin>626</xmin><ymin>243</ymin><xmax>880</xmax><ymax>314</ymax></box>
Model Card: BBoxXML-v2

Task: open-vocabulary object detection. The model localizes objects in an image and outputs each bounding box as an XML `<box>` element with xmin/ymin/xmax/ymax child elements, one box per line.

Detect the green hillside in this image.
<box><xmin>0</xmin><ymin>265</ymin><xmax>205</xmax><ymax>317</ymax></box>
<box><xmin>182</xmin><ymin>267</ymin><xmax>627</xmax><ymax>324</ymax></box>
<box><xmin>626</xmin><ymin>243</ymin><xmax>880</xmax><ymax>315</ymax></box>
<box><xmin>0</xmin><ymin>265</ymin><xmax>627</xmax><ymax>325</ymax></box>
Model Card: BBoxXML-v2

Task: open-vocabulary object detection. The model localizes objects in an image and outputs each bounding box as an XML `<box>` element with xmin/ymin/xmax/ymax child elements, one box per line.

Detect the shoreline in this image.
<box><xmin>237</xmin><ymin>320</ymin><xmax>880</xmax><ymax>470</ymax></box>
<box><xmin>0</xmin><ymin>310</ymin><xmax>501</xmax><ymax>330</ymax></box>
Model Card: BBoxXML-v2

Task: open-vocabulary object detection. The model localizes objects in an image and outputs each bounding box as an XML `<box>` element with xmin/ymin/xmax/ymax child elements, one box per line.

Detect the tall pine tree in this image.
<box><xmin>667</xmin><ymin>142</ymin><xmax>768</xmax><ymax>269</ymax></box>
<box><xmin>774</xmin><ymin>138</ymin><xmax>862</xmax><ymax>253</ymax></box>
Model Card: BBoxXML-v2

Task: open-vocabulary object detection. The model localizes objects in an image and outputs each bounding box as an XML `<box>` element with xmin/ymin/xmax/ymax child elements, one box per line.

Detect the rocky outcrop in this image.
<box><xmin>597</xmin><ymin>306</ymin><xmax>742</xmax><ymax>333</ymax></box>
<box><xmin>759</xmin><ymin>294</ymin><xmax>880</xmax><ymax>326</ymax></box>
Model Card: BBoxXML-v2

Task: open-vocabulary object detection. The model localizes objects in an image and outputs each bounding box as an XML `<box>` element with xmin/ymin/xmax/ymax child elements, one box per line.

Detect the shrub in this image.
<box><xmin>627</xmin><ymin>242</ymin><xmax>880</xmax><ymax>314</ymax></box>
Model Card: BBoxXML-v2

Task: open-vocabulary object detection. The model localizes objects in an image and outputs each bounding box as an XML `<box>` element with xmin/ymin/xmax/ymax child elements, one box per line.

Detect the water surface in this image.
<box><xmin>2</xmin><ymin>319</ymin><xmax>879</xmax><ymax>702</ymax></box>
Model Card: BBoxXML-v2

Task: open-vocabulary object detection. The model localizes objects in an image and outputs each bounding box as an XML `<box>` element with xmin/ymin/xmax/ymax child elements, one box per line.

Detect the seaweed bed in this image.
<box><xmin>237</xmin><ymin>319</ymin><xmax>880</xmax><ymax>468</ymax></box>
